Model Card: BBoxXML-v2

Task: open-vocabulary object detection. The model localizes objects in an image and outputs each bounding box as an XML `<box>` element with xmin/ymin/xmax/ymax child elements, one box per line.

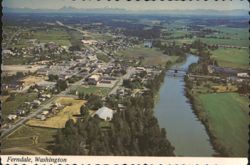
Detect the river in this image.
<box><xmin>154</xmin><ymin>54</ymin><xmax>215</xmax><ymax>156</ymax></box>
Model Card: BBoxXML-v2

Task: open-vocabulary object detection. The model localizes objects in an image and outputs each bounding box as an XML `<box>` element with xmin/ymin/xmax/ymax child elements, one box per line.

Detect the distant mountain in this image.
<box><xmin>3</xmin><ymin>6</ymin><xmax>248</xmax><ymax>16</ymax></box>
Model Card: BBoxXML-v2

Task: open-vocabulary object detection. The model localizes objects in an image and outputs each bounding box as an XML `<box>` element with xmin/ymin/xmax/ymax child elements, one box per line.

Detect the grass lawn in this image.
<box><xmin>1</xmin><ymin>125</ymin><xmax>57</xmax><ymax>154</ymax></box>
<box><xmin>197</xmin><ymin>93</ymin><xmax>249</xmax><ymax>156</ymax></box>
<box><xmin>211</xmin><ymin>48</ymin><xmax>249</xmax><ymax>69</ymax></box>
<box><xmin>2</xmin><ymin>92</ymin><xmax>38</xmax><ymax>120</ymax></box>
<box><xmin>70</xmin><ymin>86</ymin><xmax>111</xmax><ymax>97</ymax></box>
<box><xmin>26</xmin><ymin>97</ymin><xmax>85</xmax><ymax>128</ymax></box>
<box><xmin>117</xmin><ymin>47</ymin><xmax>178</xmax><ymax>66</ymax></box>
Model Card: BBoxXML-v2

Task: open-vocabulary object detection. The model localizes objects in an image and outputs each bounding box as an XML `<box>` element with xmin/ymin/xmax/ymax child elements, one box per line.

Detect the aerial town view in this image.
<box><xmin>1</xmin><ymin>0</ymin><xmax>249</xmax><ymax>157</ymax></box>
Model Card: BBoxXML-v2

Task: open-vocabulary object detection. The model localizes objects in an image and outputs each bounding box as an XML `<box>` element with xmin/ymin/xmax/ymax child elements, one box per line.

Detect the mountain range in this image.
<box><xmin>3</xmin><ymin>6</ymin><xmax>248</xmax><ymax>16</ymax></box>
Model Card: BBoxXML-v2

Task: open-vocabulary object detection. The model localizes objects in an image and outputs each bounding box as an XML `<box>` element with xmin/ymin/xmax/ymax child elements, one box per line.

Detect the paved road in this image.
<box><xmin>56</xmin><ymin>21</ymin><xmax>89</xmax><ymax>36</ymax></box>
<box><xmin>108</xmin><ymin>67</ymin><xmax>135</xmax><ymax>95</ymax></box>
<box><xmin>1</xmin><ymin>96</ymin><xmax>57</xmax><ymax>139</ymax></box>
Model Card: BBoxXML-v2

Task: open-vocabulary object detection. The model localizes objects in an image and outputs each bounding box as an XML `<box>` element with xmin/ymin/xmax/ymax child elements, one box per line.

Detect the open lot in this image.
<box><xmin>197</xmin><ymin>93</ymin><xmax>249</xmax><ymax>156</ymax></box>
<box><xmin>2</xmin><ymin>65</ymin><xmax>46</xmax><ymax>75</ymax></box>
<box><xmin>117</xmin><ymin>47</ymin><xmax>179</xmax><ymax>66</ymax></box>
<box><xmin>69</xmin><ymin>85</ymin><xmax>111</xmax><ymax>97</ymax></box>
<box><xmin>1</xmin><ymin>125</ymin><xmax>56</xmax><ymax>154</ymax></box>
<box><xmin>21</xmin><ymin>76</ymin><xmax>45</xmax><ymax>87</ymax></box>
<box><xmin>211</xmin><ymin>48</ymin><xmax>249</xmax><ymax>69</ymax></box>
<box><xmin>26</xmin><ymin>97</ymin><xmax>85</xmax><ymax>128</ymax></box>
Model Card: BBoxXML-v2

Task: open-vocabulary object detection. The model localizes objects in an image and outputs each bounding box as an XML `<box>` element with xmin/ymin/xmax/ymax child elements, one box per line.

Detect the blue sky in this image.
<box><xmin>3</xmin><ymin>0</ymin><xmax>249</xmax><ymax>11</ymax></box>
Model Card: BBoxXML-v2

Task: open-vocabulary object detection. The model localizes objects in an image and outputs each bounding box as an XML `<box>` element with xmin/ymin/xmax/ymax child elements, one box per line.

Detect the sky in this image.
<box><xmin>3</xmin><ymin>0</ymin><xmax>249</xmax><ymax>11</ymax></box>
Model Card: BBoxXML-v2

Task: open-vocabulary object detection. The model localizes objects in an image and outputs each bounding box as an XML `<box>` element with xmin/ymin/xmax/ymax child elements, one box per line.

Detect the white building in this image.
<box><xmin>95</xmin><ymin>106</ymin><xmax>114</xmax><ymax>121</ymax></box>
<box><xmin>8</xmin><ymin>114</ymin><xmax>17</xmax><ymax>121</ymax></box>
<box><xmin>237</xmin><ymin>73</ymin><xmax>249</xmax><ymax>78</ymax></box>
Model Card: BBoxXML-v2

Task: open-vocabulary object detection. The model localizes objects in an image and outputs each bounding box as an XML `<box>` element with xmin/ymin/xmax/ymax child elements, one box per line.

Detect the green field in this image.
<box><xmin>1</xmin><ymin>125</ymin><xmax>57</xmax><ymax>154</ymax></box>
<box><xmin>117</xmin><ymin>47</ymin><xmax>179</xmax><ymax>66</ymax></box>
<box><xmin>198</xmin><ymin>93</ymin><xmax>249</xmax><ymax>156</ymax></box>
<box><xmin>2</xmin><ymin>93</ymin><xmax>38</xmax><ymax>119</ymax></box>
<box><xmin>200</xmin><ymin>27</ymin><xmax>249</xmax><ymax>47</ymax></box>
<box><xmin>33</xmin><ymin>29</ymin><xmax>71</xmax><ymax>46</ymax></box>
<box><xmin>70</xmin><ymin>86</ymin><xmax>111</xmax><ymax>97</ymax></box>
<box><xmin>211</xmin><ymin>48</ymin><xmax>249</xmax><ymax>69</ymax></box>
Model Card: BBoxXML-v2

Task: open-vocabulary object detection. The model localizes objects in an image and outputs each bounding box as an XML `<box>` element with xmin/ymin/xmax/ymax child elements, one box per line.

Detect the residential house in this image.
<box><xmin>8</xmin><ymin>114</ymin><xmax>17</xmax><ymax>121</ymax></box>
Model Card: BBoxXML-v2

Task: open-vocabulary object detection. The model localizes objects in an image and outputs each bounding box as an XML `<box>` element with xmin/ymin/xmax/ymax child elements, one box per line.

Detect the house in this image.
<box><xmin>81</xmin><ymin>40</ymin><xmax>98</xmax><ymax>45</ymax></box>
<box><xmin>16</xmin><ymin>109</ymin><xmax>27</xmax><ymax>116</ymax></box>
<box><xmin>41</xmin><ymin>110</ymin><xmax>49</xmax><ymax>116</ymax></box>
<box><xmin>144</xmin><ymin>40</ymin><xmax>153</xmax><ymax>48</ymax></box>
<box><xmin>8</xmin><ymin>114</ymin><xmax>17</xmax><ymax>121</ymax></box>
<box><xmin>33</xmin><ymin>100</ymin><xmax>41</xmax><ymax>106</ymax></box>
<box><xmin>95</xmin><ymin>106</ymin><xmax>114</xmax><ymax>121</ymax></box>
<box><xmin>87</xmin><ymin>55</ymin><xmax>98</xmax><ymax>62</ymax></box>
<box><xmin>37</xmin><ymin>68</ymin><xmax>49</xmax><ymax>76</ymax></box>
<box><xmin>2</xmin><ymin>49</ymin><xmax>14</xmax><ymax>55</ymax></box>
<box><xmin>36</xmin><ymin>114</ymin><xmax>46</xmax><ymax>121</ymax></box>
<box><xmin>39</xmin><ymin>97</ymin><xmax>46</xmax><ymax>102</ymax></box>
<box><xmin>237</xmin><ymin>73</ymin><xmax>249</xmax><ymax>78</ymax></box>
<box><xmin>136</xmin><ymin>67</ymin><xmax>146</xmax><ymax>71</ymax></box>
<box><xmin>59</xmin><ymin>74</ymin><xmax>70</xmax><ymax>80</ymax></box>
<box><xmin>117</xmin><ymin>88</ymin><xmax>125</xmax><ymax>96</ymax></box>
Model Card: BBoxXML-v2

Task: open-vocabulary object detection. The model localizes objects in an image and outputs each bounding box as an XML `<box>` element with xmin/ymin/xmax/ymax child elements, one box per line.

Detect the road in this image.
<box><xmin>56</xmin><ymin>21</ymin><xmax>89</xmax><ymax>36</ymax></box>
<box><xmin>188</xmin><ymin>74</ymin><xmax>221</xmax><ymax>79</ymax></box>
<box><xmin>1</xmin><ymin>96</ymin><xmax>57</xmax><ymax>139</ymax></box>
<box><xmin>108</xmin><ymin>67</ymin><xmax>135</xmax><ymax>95</ymax></box>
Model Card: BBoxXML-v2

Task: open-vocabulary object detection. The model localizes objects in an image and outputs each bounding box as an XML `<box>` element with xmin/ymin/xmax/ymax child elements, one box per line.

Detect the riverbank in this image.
<box><xmin>184</xmin><ymin>81</ymin><xmax>228</xmax><ymax>156</ymax></box>
<box><xmin>185</xmin><ymin>75</ymin><xmax>249</xmax><ymax>156</ymax></box>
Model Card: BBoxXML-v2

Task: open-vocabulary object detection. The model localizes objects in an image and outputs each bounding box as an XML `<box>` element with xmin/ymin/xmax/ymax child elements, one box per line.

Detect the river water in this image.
<box><xmin>154</xmin><ymin>55</ymin><xmax>215</xmax><ymax>156</ymax></box>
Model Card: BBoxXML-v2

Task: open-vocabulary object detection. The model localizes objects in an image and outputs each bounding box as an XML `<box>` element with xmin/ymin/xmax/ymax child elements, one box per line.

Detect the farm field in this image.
<box><xmin>200</xmin><ymin>27</ymin><xmax>249</xmax><ymax>47</ymax></box>
<box><xmin>32</xmin><ymin>28</ymin><xmax>71</xmax><ymax>46</ymax></box>
<box><xmin>117</xmin><ymin>47</ymin><xmax>179</xmax><ymax>66</ymax></box>
<box><xmin>197</xmin><ymin>93</ymin><xmax>249</xmax><ymax>156</ymax></box>
<box><xmin>211</xmin><ymin>48</ymin><xmax>249</xmax><ymax>69</ymax></box>
<box><xmin>1</xmin><ymin>125</ymin><xmax>57</xmax><ymax>154</ymax></box>
<box><xmin>2</xmin><ymin>92</ymin><xmax>38</xmax><ymax>119</ymax></box>
<box><xmin>26</xmin><ymin>97</ymin><xmax>85</xmax><ymax>128</ymax></box>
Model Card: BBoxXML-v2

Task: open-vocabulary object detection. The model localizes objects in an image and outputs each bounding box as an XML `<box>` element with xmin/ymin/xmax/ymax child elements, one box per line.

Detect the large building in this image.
<box><xmin>95</xmin><ymin>106</ymin><xmax>114</xmax><ymax>121</ymax></box>
<box><xmin>88</xmin><ymin>74</ymin><xmax>101</xmax><ymax>85</ymax></box>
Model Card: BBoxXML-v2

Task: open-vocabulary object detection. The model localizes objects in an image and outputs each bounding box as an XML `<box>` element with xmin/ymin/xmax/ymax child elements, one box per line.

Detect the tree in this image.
<box><xmin>48</xmin><ymin>74</ymin><xmax>59</xmax><ymax>81</ymax></box>
<box><xmin>80</xmin><ymin>105</ymin><xmax>89</xmax><ymax>117</ymax></box>
<box><xmin>78</xmin><ymin>91</ymin><xmax>85</xmax><ymax>99</ymax></box>
<box><xmin>56</xmin><ymin>79</ymin><xmax>68</xmax><ymax>92</ymax></box>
